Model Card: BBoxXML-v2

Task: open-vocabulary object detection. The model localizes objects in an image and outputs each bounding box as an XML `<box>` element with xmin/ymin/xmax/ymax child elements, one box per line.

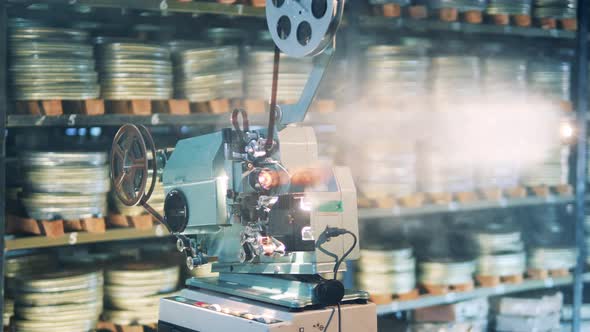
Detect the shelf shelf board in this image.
<box><xmin>7</xmin><ymin>0</ymin><xmax>265</xmax><ymax>17</ymax></box>
<box><xmin>5</xmin><ymin>225</ymin><xmax>169</xmax><ymax>251</ymax></box>
<box><xmin>359</xmin><ymin>195</ymin><xmax>575</xmax><ymax>219</ymax></box>
<box><xmin>7</xmin><ymin>113</ymin><xmax>257</xmax><ymax>128</ymax></box>
<box><xmin>377</xmin><ymin>273</ymin><xmax>590</xmax><ymax>315</ymax></box>
<box><xmin>6</xmin><ymin>112</ymin><xmax>338</xmax><ymax>128</ymax></box>
<box><xmin>359</xmin><ymin>16</ymin><xmax>576</xmax><ymax>40</ymax></box>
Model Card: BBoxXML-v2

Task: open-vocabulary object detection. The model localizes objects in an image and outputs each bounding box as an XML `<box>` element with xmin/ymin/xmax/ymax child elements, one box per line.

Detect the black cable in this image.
<box><xmin>323</xmin><ymin>306</ymin><xmax>336</xmax><ymax>331</ymax></box>
<box><xmin>315</xmin><ymin>227</ymin><xmax>357</xmax><ymax>332</ymax></box>
<box><xmin>333</xmin><ymin>231</ymin><xmax>357</xmax><ymax>280</ymax></box>
<box><xmin>333</xmin><ymin>232</ymin><xmax>355</xmax><ymax>332</ymax></box>
<box><xmin>337</xmin><ymin>302</ymin><xmax>343</xmax><ymax>332</ymax></box>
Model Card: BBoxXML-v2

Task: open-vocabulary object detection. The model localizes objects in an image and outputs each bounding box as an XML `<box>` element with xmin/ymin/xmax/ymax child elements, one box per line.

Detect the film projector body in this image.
<box><xmin>110</xmin><ymin>0</ymin><xmax>377</xmax><ymax>331</ymax></box>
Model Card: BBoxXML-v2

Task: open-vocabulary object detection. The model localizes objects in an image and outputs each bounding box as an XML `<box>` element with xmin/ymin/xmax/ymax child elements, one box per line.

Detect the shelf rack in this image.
<box><xmin>6</xmin><ymin>0</ymin><xmax>265</xmax><ymax>17</ymax></box>
<box><xmin>359</xmin><ymin>195</ymin><xmax>576</xmax><ymax>219</ymax></box>
<box><xmin>377</xmin><ymin>273</ymin><xmax>590</xmax><ymax>316</ymax></box>
<box><xmin>359</xmin><ymin>15</ymin><xmax>577</xmax><ymax>40</ymax></box>
<box><xmin>5</xmin><ymin>225</ymin><xmax>169</xmax><ymax>251</ymax></box>
<box><xmin>5</xmin><ymin>0</ymin><xmax>581</xmax><ymax>39</ymax></box>
<box><xmin>1</xmin><ymin>0</ymin><xmax>589</xmax><ymax>330</ymax></box>
<box><xmin>0</xmin><ymin>195</ymin><xmax>573</xmax><ymax>252</ymax></box>
<box><xmin>6</xmin><ymin>112</ymin><xmax>338</xmax><ymax>128</ymax></box>
<box><xmin>7</xmin><ymin>113</ymin><xmax>257</xmax><ymax>128</ymax></box>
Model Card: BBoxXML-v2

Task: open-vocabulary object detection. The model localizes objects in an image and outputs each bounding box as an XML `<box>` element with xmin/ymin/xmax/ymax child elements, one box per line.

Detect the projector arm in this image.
<box><xmin>277</xmin><ymin>43</ymin><xmax>335</xmax><ymax>131</ymax></box>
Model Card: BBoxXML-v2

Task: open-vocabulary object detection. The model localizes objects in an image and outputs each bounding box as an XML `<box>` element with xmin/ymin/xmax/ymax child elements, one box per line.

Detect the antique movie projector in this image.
<box><xmin>110</xmin><ymin>0</ymin><xmax>377</xmax><ymax>331</ymax></box>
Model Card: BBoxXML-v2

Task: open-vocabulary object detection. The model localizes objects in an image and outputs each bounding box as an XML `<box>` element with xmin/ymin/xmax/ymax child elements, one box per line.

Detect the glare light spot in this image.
<box><xmin>560</xmin><ymin>122</ymin><xmax>574</xmax><ymax>139</ymax></box>
<box><xmin>299</xmin><ymin>199</ymin><xmax>312</xmax><ymax>212</ymax></box>
<box><xmin>258</xmin><ymin>171</ymin><xmax>275</xmax><ymax>190</ymax></box>
<box><xmin>301</xmin><ymin>226</ymin><xmax>314</xmax><ymax>241</ymax></box>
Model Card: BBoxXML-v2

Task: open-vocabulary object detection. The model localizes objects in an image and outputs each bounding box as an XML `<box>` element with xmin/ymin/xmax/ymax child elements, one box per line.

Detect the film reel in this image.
<box><xmin>111</xmin><ymin>125</ymin><xmax>194</xmax><ymax>263</ymax></box>
<box><xmin>266</xmin><ymin>0</ymin><xmax>345</xmax><ymax>58</ymax></box>
<box><xmin>110</xmin><ymin>124</ymin><xmax>157</xmax><ymax>207</ymax></box>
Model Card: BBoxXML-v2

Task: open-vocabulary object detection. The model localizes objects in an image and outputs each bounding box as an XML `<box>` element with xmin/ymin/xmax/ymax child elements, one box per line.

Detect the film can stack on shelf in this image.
<box><xmin>418</xmin><ymin>259</ymin><xmax>476</xmax><ymax>294</ymax></box>
<box><xmin>103</xmin><ymin>262</ymin><xmax>180</xmax><ymax>326</ymax></box>
<box><xmin>10</xmin><ymin>151</ymin><xmax>110</xmax><ymax>237</ymax></box>
<box><xmin>9</xmin><ymin>23</ymin><xmax>101</xmax><ymax>115</ymax></box>
<box><xmin>13</xmin><ymin>270</ymin><xmax>103</xmax><ymax>332</ymax></box>
<box><xmin>97</xmin><ymin>42</ymin><xmax>173</xmax><ymax>114</ymax></box>
<box><xmin>9</xmin><ymin>25</ymin><xmax>99</xmax><ymax>101</ymax></box>
<box><xmin>527</xmin><ymin>246</ymin><xmax>577</xmax><ymax>278</ymax></box>
<box><xmin>469</xmin><ymin>224</ymin><xmax>527</xmax><ymax>286</ymax></box>
<box><xmin>173</xmin><ymin>45</ymin><xmax>243</xmax><ymax>113</ymax></box>
<box><xmin>5</xmin><ymin>253</ymin><xmax>58</xmax><ymax>328</ymax></box>
<box><xmin>356</xmin><ymin>247</ymin><xmax>417</xmax><ymax>303</ymax></box>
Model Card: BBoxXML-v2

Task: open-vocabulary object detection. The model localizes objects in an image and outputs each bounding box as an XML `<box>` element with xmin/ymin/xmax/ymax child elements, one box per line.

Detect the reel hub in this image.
<box><xmin>110</xmin><ymin>124</ymin><xmax>158</xmax><ymax>207</ymax></box>
<box><xmin>266</xmin><ymin>0</ymin><xmax>344</xmax><ymax>57</ymax></box>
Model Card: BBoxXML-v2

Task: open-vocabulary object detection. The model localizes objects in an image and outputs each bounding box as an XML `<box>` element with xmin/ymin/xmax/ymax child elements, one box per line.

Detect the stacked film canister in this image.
<box><xmin>9</xmin><ymin>25</ymin><xmax>99</xmax><ymax>101</ymax></box>
<box><xmin>19</xmin><ymin>152</ymin><xmax>109</xmax><ymax>221</ymax></box>
<box><xmin>356</xmin><ymin>247</ymin><xmax>416</xmax><ymax>302</ymax></box>
<box><xmin>97</xmin><ymin>43</ymin><xmax>173</xmax><ymax>100</ymax></box>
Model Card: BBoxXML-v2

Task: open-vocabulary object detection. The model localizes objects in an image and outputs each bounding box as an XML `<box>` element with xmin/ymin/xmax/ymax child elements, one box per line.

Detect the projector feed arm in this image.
<box><xmin>277</xmin><ymin>44</ymin><xmax>335</xmax><ymax>131</ymax></box>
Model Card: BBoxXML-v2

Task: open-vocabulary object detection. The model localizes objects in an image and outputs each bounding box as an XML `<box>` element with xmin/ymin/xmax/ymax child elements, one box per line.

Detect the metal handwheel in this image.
<box><xmin>110</xmin><ymin>124</ymin><xmax>158</xmax><ymax>207</ymax></box>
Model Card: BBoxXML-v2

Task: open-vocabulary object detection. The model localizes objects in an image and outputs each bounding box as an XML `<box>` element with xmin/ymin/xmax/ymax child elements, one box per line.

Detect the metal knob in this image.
<box><xmin>186</xmin><ymin>254</ymin><xmax>208</xmax><ymax>270</ymax></box>
<box><xmin>176</xmin><ymin>238</ymin><xmax>187</xmax><ymax>252</ymax></box>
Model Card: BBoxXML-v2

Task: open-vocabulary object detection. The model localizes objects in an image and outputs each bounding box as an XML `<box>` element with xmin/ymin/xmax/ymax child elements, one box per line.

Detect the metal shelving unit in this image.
<box><xmin>0</xmin><ymin>0</ymin><xmax>588</xmax><ymax>330</ymax></box>
<box><xmin>7</xmin><ymin>113</ymin><xmax>262</xmax><ymax>128</ymax></box>
<box><xmin>359</xmin><ymin>195</ymin><xmax>577</xmax><ymax>219</ymax></box>
<box><xmin>6</xmin><ymin>0</ymin><xmax>265</xmax><ymax>17</ymax></box>
<box><xmin>0</xmin><ymin>1</ymin><xmax>264</xmax><ymax>328</ymax></box>
<box><xmin>377</xmin><ymin>273</ymin><xmax>590</xmax><ymax>316</ymax></box>
<box><xmin>6</xmin><ymin>112</ymin><xmax>338</xmax><ymax>128</ymax></box>
<box><xmin>4</xmin><ymin>225</ymin><xmax>169</xmax><ymax>251</ymax></box>
<box><xmin>359</xmin><ymin>15</ymin><xmax>577</xmax><ymax>40</ymax></box>
<box><xmin>0</xmin><ymin>0</ymin><xmax>7</xmax><ymax>324</ymax></box>
<box><xmin>571</xmin><ymin>0</ymin><xmax>589</xmax><ymax>329</ymax></box>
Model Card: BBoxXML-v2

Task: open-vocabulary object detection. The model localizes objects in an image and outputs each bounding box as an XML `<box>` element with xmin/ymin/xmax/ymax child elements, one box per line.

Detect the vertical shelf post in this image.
<box><xmin>0</xmin><ymin>0</ymin><xmax>7</xmax><ymax>327</ymax></box>
<box><xmin>341</xmin><ymin>0</ymin><xmax>364</xmax><ymax>289</ymax></box>
<box><xmin>343</xmin><ymin>0</ymin><xmax>364</xmax><ymax>109</ymax></box>
<box><xmin>572</xmin><ymin>0</ymin><xmax>589</xmax><ymax>330</ymax></box>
